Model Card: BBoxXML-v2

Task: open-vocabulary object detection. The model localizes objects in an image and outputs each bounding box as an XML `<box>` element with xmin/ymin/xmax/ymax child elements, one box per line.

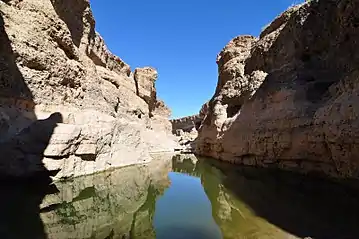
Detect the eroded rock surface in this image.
<box><xmin>0</xmin><ymin>0</ymin><xmax>177</xmax><ymax>179</ymax></box>
<box><xmin>196</xmin><ymin>0</ymin><xmax>359</xmax><ymax>178</ymax></box>
<box><xmin>171</xmin><ymin>115</ymin><xmax>202</xmax><ymax>134</ymax></box>
<box><xmin>170</xmin><ymin>115</ymin><xmax>203</xmax><ymax>153</ymax></box>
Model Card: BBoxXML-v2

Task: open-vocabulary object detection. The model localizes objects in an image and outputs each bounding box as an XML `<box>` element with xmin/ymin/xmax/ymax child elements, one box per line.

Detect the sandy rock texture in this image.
<box><xmin>170</xmin><ymin>114</ymin><xmax>202</xmax><ymax>134</ymax></box>
<box><xmin>0</xmin><ymin>0</ymin><xmax>177</xmax><ymax>179</ymax></box>
<box><xmin>196</xmin><ymin>0</ymin><xmax>359</xmax><ymax>178</ymax></box>
<box><xmin>170</xmin><ymin>115</ymin><xmax>203</xmax><ymax>153</ymax></box>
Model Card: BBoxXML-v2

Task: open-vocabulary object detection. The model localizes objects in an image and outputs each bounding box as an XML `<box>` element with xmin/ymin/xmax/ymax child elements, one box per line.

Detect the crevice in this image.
<box><xmin>134</xmin><ymin>73</ymin><xmax>140</xmax><ymax>96</ymax></box>
<box><xmin>114</xmin><ymin>97</ymin><xmax>120</xmax><ymax>112</ymax></box>
<box><xmin>78</xmin><ymin>154</ymin><xmax>96</xmax><ymax>161</ymax></box>
<box><xmin>89</xmin><ymin>50</ymin><xmax>106</xmax><ymax>67</ymax></box>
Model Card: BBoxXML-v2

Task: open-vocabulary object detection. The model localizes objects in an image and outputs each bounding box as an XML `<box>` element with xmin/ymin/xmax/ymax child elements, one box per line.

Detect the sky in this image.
<box><xmin>90</xmin><ymin>0</ymin><xmax>303</xmax><ymax>118</ymax></box>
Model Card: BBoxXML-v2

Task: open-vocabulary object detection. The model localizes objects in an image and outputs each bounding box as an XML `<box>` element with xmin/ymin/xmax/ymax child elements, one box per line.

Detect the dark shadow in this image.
<box><xmin>199</xmin><ymin>158</ymin><xmax>359</xmax><ymax>239</ymax></box>
<box><xmin>0</xmin><ymin>178</ymin><xmax>59</xmax><ymax>239</ymax></box>
<box><xmin>0</xmin><ymin>8</ymin><xmax>32</xmax><ymax>99</ymax></box>
<box><xmin>0</xmin><ymin>112</ymin><xmax>63</xmax><ymax>179</ymax></box>
<box><xmin>50</xmin><ymin>0</ymin><xmax>87</xmax><ymax>47</ymax></box>
<box><xmin>0</xmin><ymin>9</ymin><xmax>63</xmax><ymax>239</ymax></box>
<box><xmin>0</xmin><ymin>6</ymin><xmax>62</xmax><ymax>178</ymax></box>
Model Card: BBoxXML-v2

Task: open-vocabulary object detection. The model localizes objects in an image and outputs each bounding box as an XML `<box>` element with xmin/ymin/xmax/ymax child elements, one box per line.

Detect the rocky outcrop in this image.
<box><xmin>134</xmin><ymin>67</ymin><xmax>158</xmax><ymax>115</ymax></box>
<box><xmin>0</xmin><ymin>0</ymin><xmax>177</xmax><ymax>179</ymax></box>
<box><xmin>171</xmin><ymin>115</ymin><xmax>202</xmax><ymax>134</ymax></box>
<box><xmin>196</xmin><ymin>0</ymin><xmax>359</xmax><ymax>178</ymax></box>
<box><xmin>170</xmin><ymin>115</ymin><xmax>203</xmax><ymax>154</ymax></box>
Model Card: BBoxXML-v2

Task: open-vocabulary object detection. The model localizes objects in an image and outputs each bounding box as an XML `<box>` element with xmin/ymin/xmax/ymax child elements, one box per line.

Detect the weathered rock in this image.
<box><xmin>171</xmin><ymin>114</ymin><xmax>202</xmax><ymax>134</ymax></box>
<box><xmin>196</xmin><ymin>0</ymin><xmax>359</xmax><ymax>179</ymax></box>
<box><xmin>170</xmin><ymin>115</ymin><xmax>204</xmax><ymax>154</ymax></box>
<box><xmin>134</xmin><ymin>67</ymin><xmax>158</xmax><ymax>115</ymax></box>
<box><xmin>0</xmin><ymin>0</ymin><xmax>176</xmax><ymax>179</ymax></box>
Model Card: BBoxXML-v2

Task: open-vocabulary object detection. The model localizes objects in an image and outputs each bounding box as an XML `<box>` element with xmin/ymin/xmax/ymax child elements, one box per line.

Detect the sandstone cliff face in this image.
<box><xmin>171</xmin><ymin>115</ymin><xmax>202</xmax><ymax>134</ymax></box>
<box><xmin>170</xmin><ymin>115</ymin><xmax>203</xmax><ymax>153</ymax></box>
<box><xmin>196</xmin><ymin>0</ymin><xmax>359</xmax><ymax>178</ymax></box>
<box><xmin>0</xmin><ymin>0</ymin><xmax>177</xmax><ymax>179</ymax></box>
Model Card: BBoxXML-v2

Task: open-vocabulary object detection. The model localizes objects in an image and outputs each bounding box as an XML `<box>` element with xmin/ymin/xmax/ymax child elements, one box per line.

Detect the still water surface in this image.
<box><xmin>1</xmin><ymin>154</ymin><xmax>359</xmax><ymax>239</ymax></box>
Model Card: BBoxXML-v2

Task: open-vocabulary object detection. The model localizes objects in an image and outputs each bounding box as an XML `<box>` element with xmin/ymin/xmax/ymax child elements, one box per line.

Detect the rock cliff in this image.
<box><xmin>0</xmin><ymin>0</ymin><xmax>177</xmax><ymax>179</ymax></box>
<box><xmin>196</xmin><ymin>0</ymin><xmax>359</xmax><ymax>178</ymax></box>
<box><xmin>170</xmin><ymin>115</ymin><xmax>203</xmax><ymax>153</ymax></box>
<box><xmin>170</xmin><ymin>115</ymin><xmax>202</xmax><ymax>134</ymax></box>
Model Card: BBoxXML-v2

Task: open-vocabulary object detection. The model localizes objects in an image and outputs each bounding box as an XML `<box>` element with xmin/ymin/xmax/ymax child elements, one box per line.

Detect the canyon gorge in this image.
<box><xmin>1</xmin><ymin>0</ymin><xmax>359</xmax><ymax>180</ymax></box>
<box><xmin>1</xmin><ymin>0</ymin><xmax>359</xmax><ymax>238</ymax></box>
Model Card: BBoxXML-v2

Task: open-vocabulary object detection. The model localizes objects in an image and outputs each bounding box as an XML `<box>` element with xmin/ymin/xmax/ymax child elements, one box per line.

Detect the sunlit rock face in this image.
<box><xmin>0</xmin><ymin>0</ymin><xmax>177</xmax><ymax>179</ymax></box>
<box><xmin>196</xmin><ymin>0</ymin><xmax>359</xmax><ymax>178</ymax></box>
<box><xmin>170</xmin><ymin>115</ymin><xmax>202</xmax><ymax>154</ymax></box>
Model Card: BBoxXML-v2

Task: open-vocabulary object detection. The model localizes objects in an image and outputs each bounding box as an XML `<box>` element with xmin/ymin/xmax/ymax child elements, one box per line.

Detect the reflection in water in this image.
<box><xmin>154</xmin><ymin>172</ymin><xmax>222</xmax><ymax>239</ymax></box>
<box><xmin>0</xmin><ymin>179</ymin><xmax>59</xmax><ymax>239</ymax></box>
<box><xmin>39</xmin><ymin>161</ymin><xmax>171</xmax><ymax>239</ymax></box>
<box><xmin>1</xmin><ymin>155</ymin><xmax>359</xmax><ymax>239</ymax></box>
<box><xmin>197</xmin><ymin>158</ymin><xmax>359</xmax><ymax>239</ymax></box>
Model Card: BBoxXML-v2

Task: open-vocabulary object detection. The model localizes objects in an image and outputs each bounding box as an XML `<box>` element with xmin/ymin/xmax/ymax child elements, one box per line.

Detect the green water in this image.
<box><xmin>1</xmin><ymin>155</ymin><xmax>359</xmax><ymax>239</ymax></box>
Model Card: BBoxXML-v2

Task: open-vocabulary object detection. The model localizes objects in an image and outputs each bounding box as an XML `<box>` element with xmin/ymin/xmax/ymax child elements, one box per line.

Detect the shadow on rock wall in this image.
<box><xmin>0</xmin><ymin>9</ymin><xmax>61</xmax><ymax>239</ymax></box>
<box><xmin>0</xmin><ymin>8</ymin><xmax>61</xmax><ymax>179</ymax></box>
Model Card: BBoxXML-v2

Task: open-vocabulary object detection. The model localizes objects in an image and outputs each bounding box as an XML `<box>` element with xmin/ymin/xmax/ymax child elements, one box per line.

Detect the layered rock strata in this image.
<box><xmin>196</xmin><ymin>0</ymin><xmax>359</xmax><ymax>178</ymax></box>
<box><xmin>0</xmin><ymin>0</ymin><xmax>177</xmax><ymax>179</ymax></box>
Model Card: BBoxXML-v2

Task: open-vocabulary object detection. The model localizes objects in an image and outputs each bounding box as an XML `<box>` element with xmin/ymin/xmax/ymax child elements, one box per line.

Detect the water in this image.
<box><xmin>0</xmin><ymin>154</ymin><xmax>359</xmax><ymax>239</ymax></box>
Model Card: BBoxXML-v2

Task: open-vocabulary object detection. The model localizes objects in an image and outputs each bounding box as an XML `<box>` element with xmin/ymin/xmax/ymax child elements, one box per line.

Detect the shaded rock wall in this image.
<box><xmin>196</xmin><ymin>0</ymin><xmax>359</xmax><ymax>178</ymax></box>
<box><xmin>0</xmin><ymin>0</ymin><xmax>177</xmax><ymax>179</ymax></box>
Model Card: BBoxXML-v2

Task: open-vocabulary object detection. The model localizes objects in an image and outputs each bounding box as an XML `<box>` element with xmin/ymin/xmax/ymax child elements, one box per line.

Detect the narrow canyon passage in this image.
<box><xmin>1</xmin><ymin>0</ymin><xmax>359</xmax><ymax>238</ymax></box>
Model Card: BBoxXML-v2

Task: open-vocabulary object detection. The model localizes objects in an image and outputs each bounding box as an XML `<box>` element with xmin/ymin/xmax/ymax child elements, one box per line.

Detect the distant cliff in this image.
<box><xmin>0</xmin><ymin>0</ymin><xmax>177</xmax><ymax>179</ymax></box>
<box><xmin>170</xmin><ymin>115</ymin><xmax>202</xmax><ymax>134</ymax></box>
<box><xmin>196</xmin><ymin>0</ymin><xmax>359</xmax><ymax>179</ymax></box>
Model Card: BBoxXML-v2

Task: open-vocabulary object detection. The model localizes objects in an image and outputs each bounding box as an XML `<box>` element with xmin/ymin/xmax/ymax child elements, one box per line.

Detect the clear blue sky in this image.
<box><xmin>90</xmin><ymin>0</ymin><xmax>303</xmax><ymax>118</ymax></box>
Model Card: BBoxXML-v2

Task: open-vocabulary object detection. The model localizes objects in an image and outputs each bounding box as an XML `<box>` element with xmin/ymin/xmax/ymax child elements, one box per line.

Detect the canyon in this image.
<box><xmin>1</xmin><ymin>0</ymin><xmax>359</xmax><ymax>238</ymax></box>
<box><xmin>0</xmin><ymin>0</ymin><xmax>177</xmax><ymax>179</ymax></box>
<box><xmin>1</xmin><ymin>0</ymin><xmax>359</xmax><ymax>181</ymax></box>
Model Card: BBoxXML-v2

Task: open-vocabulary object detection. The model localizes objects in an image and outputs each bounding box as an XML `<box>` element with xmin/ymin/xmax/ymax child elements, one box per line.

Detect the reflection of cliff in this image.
<box><xmin>172</xmin><ymin>155</ymin><xmax>359</xmax><ymax>239</ymax></box>
<box><xmin>0</xmin><ymin>180</ymin><xmax>59</xmax><ymax>239</ymax></box>
<box><xmin>199</xmin><ymin>159</ymin><xmax>359</xmax><ymax>239</ymax></box>
<box><xmin>40</xmin><ymin>161</ymin><xmax>171</xmax><ymax>239</ymax></box>
<box><xmin>199</xmin><ymin>162</ymin><xmax>296</xmax><ymax>239</ymax></box>
<box><xmin>171</xmin><ymin>154</ymin><xmax>199</xmax><ymax>177</ymax></box>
